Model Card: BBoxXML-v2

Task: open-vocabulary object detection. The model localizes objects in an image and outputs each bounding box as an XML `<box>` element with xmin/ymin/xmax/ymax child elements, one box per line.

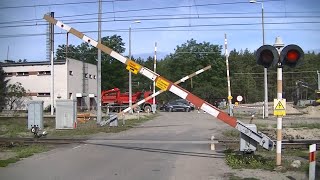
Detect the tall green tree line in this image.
<box><xmin>55</xmin><ymin>35</ymin><xmax>320</xmax><ymax>104</ymax></box>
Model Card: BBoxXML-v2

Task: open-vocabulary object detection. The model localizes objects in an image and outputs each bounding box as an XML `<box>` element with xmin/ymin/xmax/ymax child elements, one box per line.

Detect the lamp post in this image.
<box><xmin>129</xmin><ymin>21</ymin><xmax>141</xmax><ymax>114</ymax></box>
<box><xmin>250</xmin><ymin>0</ymin><xmax>268</xmax><ymax>118</ymax></box>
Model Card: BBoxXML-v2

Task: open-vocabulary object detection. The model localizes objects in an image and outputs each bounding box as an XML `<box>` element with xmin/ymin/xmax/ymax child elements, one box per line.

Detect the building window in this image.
<box><xmin>37</xmin><ymin>93</ymin><xmax>50</xmax><ymax>97</ymax></box>
<box><xmin>16</xmin><ymin>72</ymin><xmax>29</xmax><ymax>76</ymax></box>
<box><xmin>89</xmin><ymin>74</ymin><xmax>92</xmax><ymax>79</ymax></box>
<box><xmin>5</xmin><ymin>72</ymin><xmax>13</xmax><ymax>77</ymax></box>
<box><xmin>38</xmin><ymin>71</ymin><xmax>51</xmax><ymax>75</ymax></box>
<box><xmin>69</xmin><ymin>71</ymin><xmax>73</xmax><ymax>76</ymax></box>
<box><xmin>85</xmin><ymin>73</ymin><xmax>88</xmax><ymax>78</ymax></box>
<box><xmin>93</xmin><ymin>75</ymin><xmax>96</xmax><ymax>79</ymax></box>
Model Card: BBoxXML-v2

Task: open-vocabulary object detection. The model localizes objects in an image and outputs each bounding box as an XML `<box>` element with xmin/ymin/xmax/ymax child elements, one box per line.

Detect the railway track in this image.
<box><xmin>0</xmin><ymin>137</ymin><xmax>319</xmax><ymax>150</ymax></box>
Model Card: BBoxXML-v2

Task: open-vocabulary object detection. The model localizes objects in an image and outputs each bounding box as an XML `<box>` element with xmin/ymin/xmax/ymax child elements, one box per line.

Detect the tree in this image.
<box><xmin>6</xmin><ymin>82</ymin><xmax>28</xmax><ymax>110</ymax></box>
<box><xmin>0</xmin><ymin>65</ymin><xmax>8</xmax><ymax>112</ymax></box>
<box><xmin>157</xmin><ymin>39</ymin><xmax>224</xmax><ymax>104</ymax></box>
<box><xmin>55</xmin><ymin>35</ymin><xmax>128</xmax><ymax>91</ymax></box>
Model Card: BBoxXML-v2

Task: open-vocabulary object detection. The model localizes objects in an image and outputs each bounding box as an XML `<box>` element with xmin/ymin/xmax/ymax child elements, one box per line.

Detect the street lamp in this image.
<box><xmin>129</xmin><ymin>21</ymin><xmax>141</xmax><ymax>113</ymax></box>
<box><xmin>250</xmin><ymin>0</ymin><xmax>268</xmax><ymax>118</ymax></box>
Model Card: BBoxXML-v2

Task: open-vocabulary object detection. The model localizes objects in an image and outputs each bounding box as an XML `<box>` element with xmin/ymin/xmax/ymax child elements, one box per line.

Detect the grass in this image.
<box><xmin>0</xmin><ymin>117</ymin><xmax>29</xmax><ymax>137</ymax></box>
<box><xmin>225</xmin><ymin>150</ymin><xmax>275</xmax><ymax>171</ymax></box>
<box><xmin>48</xmin><ymin>114</ymin><xmax>156</xmax><ymax>137</ymax></box>
<box><xmin>229</xmin><ymin>174</ymin><xmax>260</xmax><ymax>180</ymax></box>
<box><xmin>0</xmin><ymin>144</ymin><xmax>49</xmax><ymax>167</ymax></box>
<box><xmin>224</xmin><ymin>148</ymin><xmax>311</xmax><ymax>172</ymax></box>
<box><xmin>288</xmin><ymin>123</ymin><xmax>320</xmax><ymax>129</ymax></box>
<box><xmin>222</xmin><ymin>129</ymin><xmax>240</xmax><ymax>139</ymax></box>
<box><xmin>0</xmin><ymin>113</ymin><xmax>156</xmax><ymax>138</ymax></box>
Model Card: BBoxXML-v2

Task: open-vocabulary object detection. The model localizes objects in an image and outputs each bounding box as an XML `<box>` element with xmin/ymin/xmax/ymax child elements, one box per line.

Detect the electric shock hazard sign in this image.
<box><xmin>274</xmin><ymin>99</ymin><xmax>286</xmax><ymax>116</ymax></box>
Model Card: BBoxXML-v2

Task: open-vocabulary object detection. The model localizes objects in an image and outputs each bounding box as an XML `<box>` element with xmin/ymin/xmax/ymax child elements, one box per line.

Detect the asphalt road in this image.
<box><xmin>0</xmin><ymin>111</ymin><xmax>236</xmax><ymax>180</ymax></box>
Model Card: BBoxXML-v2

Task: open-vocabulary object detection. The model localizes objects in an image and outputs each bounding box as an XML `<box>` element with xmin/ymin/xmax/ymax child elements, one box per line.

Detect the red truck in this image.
<box><xmin>101</xmin><ymin>88</ymin><xmax>155</xmax><ymax>112</ymax></box>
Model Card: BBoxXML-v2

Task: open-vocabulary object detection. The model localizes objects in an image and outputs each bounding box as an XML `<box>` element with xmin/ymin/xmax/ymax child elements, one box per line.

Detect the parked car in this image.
<box><xmin>162</xmin><ymin>101</ymin><xmax>192</xmax><ymax>112</ymax></box>
<box><xmin>173</xmin><ymin>99</ymin><xmax>195</xmax><ymax>110</ymax></box>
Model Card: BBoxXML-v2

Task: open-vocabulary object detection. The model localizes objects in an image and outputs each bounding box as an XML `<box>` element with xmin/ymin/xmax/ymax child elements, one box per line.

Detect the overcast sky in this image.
<box><xmin>0</xmin><ymin>0</ymin><xmax>319</xmax><ymax>61</ymax></box>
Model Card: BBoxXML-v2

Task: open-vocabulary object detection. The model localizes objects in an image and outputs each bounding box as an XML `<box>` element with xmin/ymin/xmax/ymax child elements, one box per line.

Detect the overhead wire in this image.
<box><xmin>1</xmin><ymin>15</ymin><xmax>320</xmax><ymax>29</ymax></box>
<box><xmin>0</xmin><ymin>0</ymin><xmax>133</xmax><ymax>10</ymax></box>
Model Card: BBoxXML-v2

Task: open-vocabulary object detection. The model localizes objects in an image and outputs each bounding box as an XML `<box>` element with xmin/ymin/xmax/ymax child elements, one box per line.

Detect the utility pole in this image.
<box><xmin>152</xmin><ymin>42</ymin><xmax>157</xmax><ymax>113</ymax></box>
<box><xmin>225</xmin><ymin>34</ymin><xmax>233</xmax><ymax>116</ymax></box>
<box><xmin>50</xmin><ymin>12</ymin><xmax>54</xmax><ymax>116</ymax></box>
<box><xmin>128</xmin><ymin>21</ymin><xmax>141</xmax><ymax>114</ymax></box>
<box><xmin>97</xmin><ymin>0</ymin><xmax>102</xmax><ymax>124</ymax></box>
<box><xmin>250</xmin><ymin>0</ymin><xmax>268</xmax><ymax>118</ymax></box>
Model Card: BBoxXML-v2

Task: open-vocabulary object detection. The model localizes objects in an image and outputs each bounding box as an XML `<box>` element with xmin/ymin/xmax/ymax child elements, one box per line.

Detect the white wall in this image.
<box><xmin>3</xmin><ymin>59</ymin><xmax>97</xmax><ymax>110</ymax></box>
<box><xmin>67</xmin><ymin>58</ymin><xmax>97</xmax><ymax>98</ymax></box>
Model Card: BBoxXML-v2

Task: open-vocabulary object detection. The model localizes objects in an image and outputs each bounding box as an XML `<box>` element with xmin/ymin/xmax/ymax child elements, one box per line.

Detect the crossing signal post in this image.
<box><xmin>255</xmin><ymin>39</ymin><xmax>304</xmax><ymax>166</ymax></box>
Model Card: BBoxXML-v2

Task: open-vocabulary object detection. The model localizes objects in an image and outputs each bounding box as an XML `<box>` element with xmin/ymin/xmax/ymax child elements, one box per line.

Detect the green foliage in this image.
<box><xmin>56</xmin><ymin>36</ymin><xmax>320</xmax><ymax>104</ymax></box>
<box><xmin>225</xmin><ymin>151</ymin><xmax>275</xmax><ymax>170</ymax></box>
<box><xmin>0</xmin><ymin>65</ymin><xmax>8</xmax><ymax>112</ymax></box>
<box><xmin>56</xmin><ymin>35</ymin><xmax>128</xmax><ymax>91</ymax></box>
<box><xmin>6</xmin><ymin>82</ymin><xmax>28</xmax><ymax>110</ymax></box>
<box><xmin>0</xmin><ymin>157</ymin><xmax>19</xmax><ymax>167</ymax></box>
<box><xmin>157</xmin><ymin>39</ymin><xmax>225</xmax><ymax>103</ymax></box>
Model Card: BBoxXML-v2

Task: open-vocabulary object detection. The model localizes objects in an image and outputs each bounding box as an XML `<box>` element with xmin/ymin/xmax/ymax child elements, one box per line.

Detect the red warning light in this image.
<box><xmin>280</xmin><ymin>44</ymin><xmax>304</xmax><ymax>68</ymax></box>
<box><xmin>286</xmin><ymin>50</ymin><xmax>299</xmax><ymax>62</ymax></box>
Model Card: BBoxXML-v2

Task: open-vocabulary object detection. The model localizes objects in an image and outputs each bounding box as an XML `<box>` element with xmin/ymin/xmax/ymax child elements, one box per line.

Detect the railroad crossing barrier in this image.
<box><xmin>44</xmin><ymin>15</ymin><xmax>274</xmax><ymax>152</ymax></box>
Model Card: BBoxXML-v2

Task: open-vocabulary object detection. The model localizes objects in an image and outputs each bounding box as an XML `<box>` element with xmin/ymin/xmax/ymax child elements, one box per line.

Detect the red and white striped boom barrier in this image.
<box><xmin>309</xmin><ymin>144</ymin><xmax>316</xmax><ymax>180</ymax></box>
<box><xmin>100</xmin><ymin>65</ymin><xmax>212</xmax><ymax>126</ymax></box>
<box><xmin>43</xmin><ymin>15</ymin><xmax>274</xmax><ymax>151</ymax></box>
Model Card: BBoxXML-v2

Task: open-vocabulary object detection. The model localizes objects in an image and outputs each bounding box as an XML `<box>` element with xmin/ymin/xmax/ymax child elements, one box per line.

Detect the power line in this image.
<box><xmin>0</xmin><ymin>0</ymin><xmax>133</xmax><ymax>10</ymax></box>
<box><xmin>56</xmin><ymin>0</ymin><xmax>282</xmax><ymax>20</ymax></box>
<box><xmin>1</xmin><ymin>26</ymin><xmax>320</xmax><ymax>39</ymax></box>
<box><xmin>2</xmin><ymin>15</ymin><xmax>320</xmax><ymax>29</ymax></box>
<box><xmin>1</xmin><ymin>10</ymin><xmax>319</xmax><ymax>25</ymax></box>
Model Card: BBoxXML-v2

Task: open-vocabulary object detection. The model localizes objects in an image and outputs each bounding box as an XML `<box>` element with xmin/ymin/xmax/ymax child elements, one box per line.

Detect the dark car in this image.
<box><xmin>163</xmin><ymin>101</ymin><xmax>191</xmax><ymax>112</ymax></box>
<box><xmin>173</xmin><ymin>99</ymin><xmax>195</xmax><ymax>110</ymax></box>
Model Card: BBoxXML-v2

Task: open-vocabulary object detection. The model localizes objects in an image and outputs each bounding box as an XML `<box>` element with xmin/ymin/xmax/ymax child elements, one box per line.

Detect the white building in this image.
<box><xmin>2</xmin><ymin>58</ymin><xmax>97</xmax><ymax>110</ymax></box>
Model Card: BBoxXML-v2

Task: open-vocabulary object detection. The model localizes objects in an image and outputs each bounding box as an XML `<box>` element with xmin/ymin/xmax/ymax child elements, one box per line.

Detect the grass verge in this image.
<box><xmin>0</xmin><ymin>144</ymin><xmax>49</xmax><ymax>167</ymax></box>
<box><xmin>288</xmin><ymin>123</ymin><xmax>320</xmax><ymax>129</ymax></box>
<box><xmin>0</xmin><ymin>113</ymin><xmax>157</xmax><ymax>138</ymax></box>
<box><xmin>224</xmin><ymin>148</ymin><xmax>310</xmax><ymax>172</ymax></box>
<box><xmin>48</xmin><ymin>114</ymin><xmax>156</xmax><ymax>137</ymax></box>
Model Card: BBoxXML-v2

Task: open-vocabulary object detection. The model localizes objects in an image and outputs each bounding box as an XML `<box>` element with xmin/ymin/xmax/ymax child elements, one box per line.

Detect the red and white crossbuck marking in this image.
<box><xmin>309</xmin><ymin>144</ymin><xmax>316</xmax><ymax>180</ymax></box>
<box><xmin>43</xmin><ymin>14</ymin><xmax>274</xmax><ymax>151</ymax></box>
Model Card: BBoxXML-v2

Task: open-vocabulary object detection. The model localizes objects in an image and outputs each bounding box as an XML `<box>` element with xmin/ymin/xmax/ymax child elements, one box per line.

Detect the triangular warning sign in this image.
<box><xmin>275</xmin><ymin>101</ymin><xmax>285</xmax><ymax>110</ymax></box>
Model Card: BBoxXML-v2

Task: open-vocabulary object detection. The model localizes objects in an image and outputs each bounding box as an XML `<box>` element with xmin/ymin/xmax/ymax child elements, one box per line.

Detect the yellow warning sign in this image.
<box><xmin>274</xmin><ymin>99</ymin><xmax>286</xmax><ymax>116</ymax></box>
<box><xmin>126</xmin><ymin>60</ymin><xmax>141</xmax><ymax>74</ymax></box>
<box><xmin>228</xmin><ymin>95</ymin><xmax>233</xmax><ymax>100</ymax></box>
<box><xmin>156</xmin><ymin>77</ymin><xmax>170</xmax><ymax>91</ymax></box>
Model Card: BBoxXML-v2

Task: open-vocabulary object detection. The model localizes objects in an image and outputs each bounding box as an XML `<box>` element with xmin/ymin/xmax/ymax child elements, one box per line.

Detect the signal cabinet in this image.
<box><xmin>28</xmin><ymin>101</ymin><xmax>44</xmax><ymax>130</ymax></box>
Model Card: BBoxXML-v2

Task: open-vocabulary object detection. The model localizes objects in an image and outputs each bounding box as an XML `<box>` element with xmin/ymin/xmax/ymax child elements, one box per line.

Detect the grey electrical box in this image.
<box><xmin>28</xmin><ymin>101</ymin><xmax>44</xmax><ymax>130</ymax></box>
<box><xmin>56</xmin><ymin>99</ymin><xmax>77</xmax><ymax>129</ymax></box>
<box><xmin>240</xmin><ymin>124</ymin><xmax>258</xmax><ymax>152</ymax></box>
